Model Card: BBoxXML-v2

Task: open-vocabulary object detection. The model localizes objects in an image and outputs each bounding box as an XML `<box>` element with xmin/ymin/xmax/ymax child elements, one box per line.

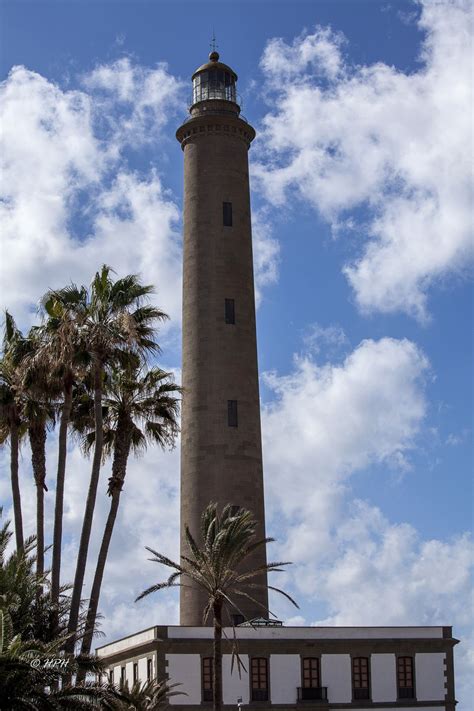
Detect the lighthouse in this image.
<box><xmin>176</xmin><ymin>50</ymin><xmax>268</xmax><ymax>626</ymax></box>
<box><xmin>98</xmin><ymin>52</ymin><xmax>458</xmax><ymax>709</ymax></box>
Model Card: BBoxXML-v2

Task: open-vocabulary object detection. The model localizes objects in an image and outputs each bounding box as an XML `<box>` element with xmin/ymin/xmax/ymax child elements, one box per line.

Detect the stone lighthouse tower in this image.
<box><xmin>176</xmin><ymin>51</ymin><xmax>268</xmax><ymax>626</ymax></box>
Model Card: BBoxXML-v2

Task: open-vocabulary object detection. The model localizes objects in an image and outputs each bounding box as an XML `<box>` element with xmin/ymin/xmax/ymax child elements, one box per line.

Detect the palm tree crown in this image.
<box><xmin>136</xmin><ymin>503</ymin><xmax>298</xmax><ymax>710</ymax></box>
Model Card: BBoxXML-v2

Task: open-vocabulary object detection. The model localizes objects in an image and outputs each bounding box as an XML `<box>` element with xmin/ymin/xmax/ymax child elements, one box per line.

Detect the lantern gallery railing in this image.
<box><xmin>182</xmin><ymin>110</ymin><xmax>248</xmax><ymax>125</ymax></box>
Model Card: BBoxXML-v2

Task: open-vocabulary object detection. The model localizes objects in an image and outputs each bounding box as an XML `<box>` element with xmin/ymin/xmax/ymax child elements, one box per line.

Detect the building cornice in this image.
<box><xmin>176</xmin><ymin>113</ymin><xmax>256</xmax><ymax>150</ymax></box>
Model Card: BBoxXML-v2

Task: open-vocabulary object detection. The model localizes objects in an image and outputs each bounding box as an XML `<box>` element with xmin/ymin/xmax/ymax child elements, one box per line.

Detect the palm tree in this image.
<box><xmin>19</xmin><ymin>338</ymin><xmax>57</xmax><ymax>581</ymax></box>
<box><xmin>0</xmin><ymin>363</ymin><xmax>24</xmax><ymax>553</ymax></box>
<box><xmin>0</xmin><ymin>516</ymin><xmax>127</xmax><ymax>710</ymax></box>
<box><xmin>37</xmin><ymin>289</ymin><xmax>88</xmax><ymax>613</ymax></box>
<box><xmin>63</xmin><ymin>266</ymin><xmax>167</xmax><ymax>656</ymax></box>
<box><xmin>24</xmin><ymin>396</ymin><xmax>55</xmax><ymax>582</ymax></box>
<box><xmin>0</xmin><ymin>312</ymin><xmax>30</xmax><ymax>552</ymax></box>
<box><xmin>78</xmin><ymin>365</ymin><xmax>181</xmax><ymax>663</ymax></box>
<box><xmin>136</xmin><ymin>503</ymin><xmax>298</xmax><ymax>711</ymax></box>
<box><xmin>1</xmin><ymin>314</ymin><xmax>57</xmax><ymax>572</ymax></box>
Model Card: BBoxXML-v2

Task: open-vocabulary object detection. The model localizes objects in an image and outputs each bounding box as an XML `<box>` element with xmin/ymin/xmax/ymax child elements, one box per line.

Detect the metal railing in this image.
<box><xmin>354</xmin><ymin>688</ymin><xmax>370</xmax><ymax>700</ymax></box>
<box><xmin>181</xmin><ymin>110</ymin><xmax>248</xmax><ymax>126</ymax></box>
<box><xmin>251</xmin><ymin>689</ymin><xmax>269</xmax><ymax>701</ymax></box>
<box><xmin>297</xmin><ymin>686</ymin><xmax>328</xmax><ymax>701</ymax></box>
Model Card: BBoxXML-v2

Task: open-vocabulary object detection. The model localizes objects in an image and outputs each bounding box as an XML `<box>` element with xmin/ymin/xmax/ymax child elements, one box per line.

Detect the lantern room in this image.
<box><xmin>191</xmin><ymin>51</ymin><xmax>238</xmax><ymax>106</ymax></box>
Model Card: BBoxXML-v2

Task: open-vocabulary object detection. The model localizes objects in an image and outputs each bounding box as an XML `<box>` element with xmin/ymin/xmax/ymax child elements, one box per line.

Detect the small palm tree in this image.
<box><xmin>60</xmin><ymin>266</ymin><xmax>167</xmax><ymax>655</ymax></box>
<box><xmin>136</xmin><ymin>503</ymin><xmax>298</xmax><ymax>711</ymax></box>
<box><xmin>78</xmin><ymin>365</ymin><xmax>181</xmax><ymax>663</ymax></box>
<box><xmin>0</xmin><ymin>516</ymin><xmax>125</xmax><ymax>710</ymax></box>
<box><xmin>105</xmin><ymin>679</ymin><xmax>183</xmax><ymax>709</ymax></box>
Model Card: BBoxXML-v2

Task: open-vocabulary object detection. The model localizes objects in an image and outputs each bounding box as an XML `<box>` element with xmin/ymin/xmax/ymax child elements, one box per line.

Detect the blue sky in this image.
<box><xmin>1</xmin><ymin>0</ymin><xmax>472</xmax><ymax>706</ymax></box>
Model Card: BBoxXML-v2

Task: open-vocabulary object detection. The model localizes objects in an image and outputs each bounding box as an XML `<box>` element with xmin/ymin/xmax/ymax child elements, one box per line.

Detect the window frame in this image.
<box><xmin>202</xmin><ymin>656</ymin><xmax>213</xmax><ymax>701</ymax></box>
<box><xmin>225</xmin><ymin>298</ymin><xmax>235</xmax><ymax>324</ymax></box>
<box><xmin>250</xmin><ymin>657</ymin><xmax>269</xmax><ymax>701</ymax></box>
<box><xmin>227</xmin><ymin>400</ymin><xmax>238</xmax><ymax>428</ymax></box>
<box><xmin>352</xmin><ymin>656</ymin><xmax>371</xmax><ymax>701</ymax></box>
<box><xmin>301</xmin><ymin>656</ymin><xmax>320</xmax><ymax>689</ymax></box>
<box><xmin>147</xmin><ymin>658</ymin><xmax>152</xmax><ymax>681</ymax></box>
<box><xmin>223</xmin><ymin>201</ymin><xmax>233</xmax><ymax>227</ymax></box>
<box><xmin>120</xmin><ymin>666</ymin><xmax>126</xmax><ymax>685</ymax></box>
<box><xmin>133</xmin><ymin>661</ymin><xmax>138</xmax><ymax>683</ymax></box>
<box><xmin>397</xmin><ymin>655</ymin><xmax>416</xmax><ymax>700</ymax></box>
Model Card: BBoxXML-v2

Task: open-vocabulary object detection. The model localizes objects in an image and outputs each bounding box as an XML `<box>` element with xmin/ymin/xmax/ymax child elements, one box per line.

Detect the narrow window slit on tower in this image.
<box><xmin>223</xmin><ymin>201</ymin><xmax>233</xmax><ymax>226</ymax></box>
<box><xmin>227</xmin><ymin>400</ymin><xmax>238</xmax><ymax>427</ymax></box>
<box><xmin>225</xmin><ymin>298</ymin><xmax>235</xmax><ymax>324</ymax></box>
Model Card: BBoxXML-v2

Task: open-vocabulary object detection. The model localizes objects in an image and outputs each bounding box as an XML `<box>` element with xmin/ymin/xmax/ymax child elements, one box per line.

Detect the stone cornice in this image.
<box><xmin>176</xmin><ymin>114</ymin><xmax>256</xmax><ymax>150</ymax></box>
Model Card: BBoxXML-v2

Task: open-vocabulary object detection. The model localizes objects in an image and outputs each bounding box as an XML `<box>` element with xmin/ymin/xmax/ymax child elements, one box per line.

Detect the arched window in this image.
<box><xmin>251</xmin><ymin>658</ymin><xmax>269</xmax><ymax>701</ymax></box>
<box><xmin>302</xmin><ymin>657</ymin><xmax>320</xmax><ymax>688</ymax></box>
<box><xmin>397</xmin><ymin>656</ymin><xmax>415</xmax><ymax>699</ymax></box>
<box><xmin>352</xmin><ymin>657</ymin><xmax>370</xmax><ymax>700</ymax></box>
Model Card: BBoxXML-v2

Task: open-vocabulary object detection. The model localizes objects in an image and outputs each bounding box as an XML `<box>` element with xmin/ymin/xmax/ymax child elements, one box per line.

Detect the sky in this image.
<box><xmin>0</xmin><ymin>0</ymin><xmax>473</xmax><ymax>706</ymax></box>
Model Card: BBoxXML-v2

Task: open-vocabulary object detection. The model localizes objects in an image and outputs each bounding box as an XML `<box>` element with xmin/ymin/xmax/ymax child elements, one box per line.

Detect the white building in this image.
<box><xmin>97</xmin><ymin>623</ymin><xmax>457</xmax><ymax>709</ymax></box>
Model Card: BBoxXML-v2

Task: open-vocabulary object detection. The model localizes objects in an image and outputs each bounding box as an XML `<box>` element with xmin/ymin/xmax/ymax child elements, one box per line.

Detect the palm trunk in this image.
<box><xmin>29</xmin><ymin>423</ymin><xmax>47</xmax><ymax>581</ymax></box>
<box><xmin>78</xmin><ymin>417</ymin><xmax>133</xmax><ymax>668</ymax></box>
<box><xmin>10</xmin><ymin>419</ymin><xmax>24</xmax><ymax>552</ymax></box>
<box><xmin>213</xmin><ymin>599</ymin><xmax>223</xmax><ymax>711</ymax></box>
<box><xmin>51</xmin><ymin>379</ymin><xmax>73</xmax><ymax>609</ymax></box>
<box><xmin>66</xmin><ymin>360</ymin><xmax>104</xmax><ymax>655</ymax></box>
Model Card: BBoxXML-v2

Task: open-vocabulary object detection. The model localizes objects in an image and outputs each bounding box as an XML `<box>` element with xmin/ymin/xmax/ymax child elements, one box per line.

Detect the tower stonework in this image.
<box><xmin>176</xmin><ymin>52</ymin><xmax>268</xmax><ymax>626</ymax></box>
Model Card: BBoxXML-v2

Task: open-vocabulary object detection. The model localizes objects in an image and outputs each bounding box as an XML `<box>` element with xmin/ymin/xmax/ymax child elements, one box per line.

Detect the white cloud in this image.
<box><xmin>263</xmin><ymin>337</ymin><xmax>429</xmax><ymax>518</ymax></box>
<box><xmin>82</xmin><ymin>57</ymin><xmax>184</xmax><ymax>146</ymax></box>
<box><xmin>302</xmin><ymin>322</ymin><xmax>348</xmax><ymax>356</ymax></box>
<box><xmin>261</xmin><ymin>26</ymin><xmax>345</xmax><ymax>82</ymax></box>
<box><xmin>251</xmin><ymin>209</ymin><xmax>280</xmax><ymax>305</ymax></box>
<box><xmin>315</xmin><ymin>500</ymin><xmax>473</xmax><ymax>627</ymax></box>
<box><xmin>0</xmin><ymin>62</ymin><xmax>183</xmax><ymax>328</ymax></box>
<box><xmin>256</xmin><ymin>0</ymin><xmax>473</xmax><ymax>319</ymax></box>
